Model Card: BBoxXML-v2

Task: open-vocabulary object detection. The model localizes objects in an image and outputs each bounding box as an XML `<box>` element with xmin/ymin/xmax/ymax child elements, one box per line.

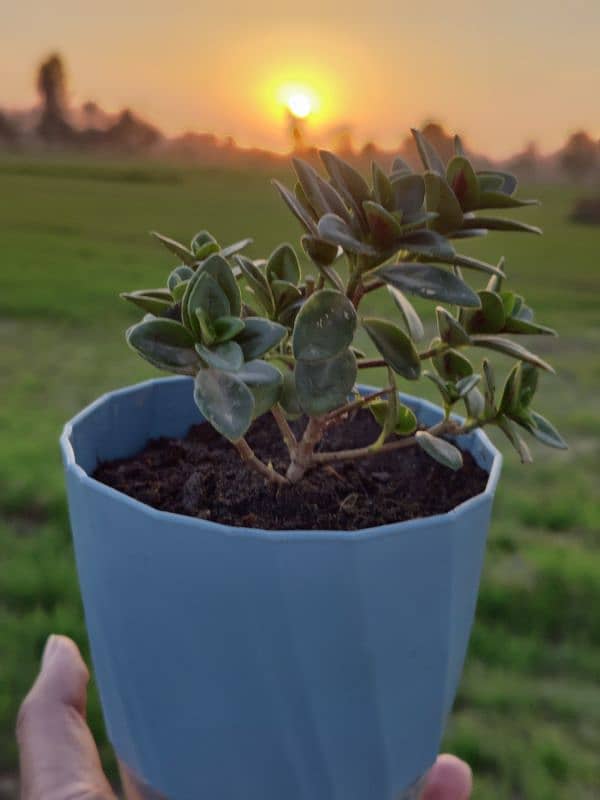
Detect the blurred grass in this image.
<box><xmin>0</xmin><ymin>157</ymin><xmax>599</xmax><ymax>798</ymax></box>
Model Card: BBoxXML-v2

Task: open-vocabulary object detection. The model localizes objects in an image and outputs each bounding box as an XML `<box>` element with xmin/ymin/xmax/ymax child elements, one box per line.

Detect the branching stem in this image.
<box><xmin>271</xmin><ymin>405</ymin><xmax>297</xmax><ymax>454</ymax></box>
<box><xmin>234</xmin><ymin>438</ymin><xmax>289</xmax><ymax>486</ymax></box>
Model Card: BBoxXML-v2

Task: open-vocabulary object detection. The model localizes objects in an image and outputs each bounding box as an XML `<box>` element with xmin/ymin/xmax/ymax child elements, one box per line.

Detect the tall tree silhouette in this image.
<box><xmin>36</xmin><ymin>53</ymin><xmax>74</xmax><ymax>143</ymax></box>
<box><xmin>560</xmin><ymin>131</ymin><xmax>598</xmax><ymax>182</ymax></box>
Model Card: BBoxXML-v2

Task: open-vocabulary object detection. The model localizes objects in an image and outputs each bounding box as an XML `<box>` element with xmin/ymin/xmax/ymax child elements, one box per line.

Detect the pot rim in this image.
<box><xmin>61</xmin><ymin>376</ymin><xmax>502</xmax><ymax>541</ymax></box>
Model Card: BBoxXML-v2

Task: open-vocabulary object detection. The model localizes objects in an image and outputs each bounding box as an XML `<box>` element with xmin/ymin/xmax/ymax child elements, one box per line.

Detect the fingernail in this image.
<box><xmin>42</xmin><ymin>634</ymin><xmax>58</xmax><ymax>668</ymax></box>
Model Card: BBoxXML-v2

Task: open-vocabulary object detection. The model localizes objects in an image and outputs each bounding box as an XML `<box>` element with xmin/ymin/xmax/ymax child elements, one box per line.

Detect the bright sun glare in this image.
<box><xmin>286</xmin><ymin>92</ymin><xmax>312</xmax><ymax>119</ymax></box>
<box><xmin>277</xmin><ymin>84</ymin><xmax>317</xmax><ymax>120</ymax></box>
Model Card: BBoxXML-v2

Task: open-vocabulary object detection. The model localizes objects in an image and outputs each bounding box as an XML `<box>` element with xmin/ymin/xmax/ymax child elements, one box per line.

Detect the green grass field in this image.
<box><xmin>1</xmin><ymin>156</ymin><xmax>599</xmax><ymax>798</ymax></box>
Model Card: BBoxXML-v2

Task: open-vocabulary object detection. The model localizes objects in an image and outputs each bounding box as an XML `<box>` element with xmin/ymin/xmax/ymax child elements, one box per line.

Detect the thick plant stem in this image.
<box><xmin>286</xmin><ymin>416</ymin><xmax>326</xmax><ymax>483</ymax></box>
<box><xmin>271</xmin><ymin>405</ymin><xmax>297</xmax><ymax>455</ymax></box>
<box><xmin>234</xmin><ymin>438</ymin><xmax>289</xmax><ymax>486</ymax></box>
<box><xmin>312</xmin><ymin>421</ymin><xmax>453</xmax><ymax>465</ymax></box>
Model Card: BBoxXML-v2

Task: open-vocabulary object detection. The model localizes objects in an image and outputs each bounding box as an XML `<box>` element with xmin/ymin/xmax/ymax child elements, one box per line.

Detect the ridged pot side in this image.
<box><xmin>61</xmin><ymin>377</ymin><xmax>501</xmax><ymax>800</ymax></box>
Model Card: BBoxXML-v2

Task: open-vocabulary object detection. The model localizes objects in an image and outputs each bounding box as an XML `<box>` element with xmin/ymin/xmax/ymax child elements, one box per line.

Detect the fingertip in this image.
<box><xmin>422</xmin><ymin>754</ymin><xmax>472</xmax><ymax>800</ymax></box>
<box><xmin>38</xmin><ymin>635</ymin><xmax>90</xmax><ymax>712</ymax></box>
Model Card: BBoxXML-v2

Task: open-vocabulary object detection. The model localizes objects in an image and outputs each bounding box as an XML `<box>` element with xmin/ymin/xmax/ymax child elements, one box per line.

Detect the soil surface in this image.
<box><xmin>94</xmin><ymin>410</ymin><xmax>489</xmax><ymax>531</ymax></box>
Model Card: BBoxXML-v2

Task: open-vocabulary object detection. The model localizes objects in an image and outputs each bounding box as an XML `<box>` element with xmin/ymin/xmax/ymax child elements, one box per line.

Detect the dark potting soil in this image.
<box><xmin>93</xmin><ymin>410</ymin><xmax>489</xmax><ymax>531</ymax></box>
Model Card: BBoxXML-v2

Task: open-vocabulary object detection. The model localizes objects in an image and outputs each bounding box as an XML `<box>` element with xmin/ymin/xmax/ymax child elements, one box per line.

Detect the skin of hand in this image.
<box><xmin>17</xmin><ymin>635</ymin><xmax>472</xmax><ymax>800</ymax></box>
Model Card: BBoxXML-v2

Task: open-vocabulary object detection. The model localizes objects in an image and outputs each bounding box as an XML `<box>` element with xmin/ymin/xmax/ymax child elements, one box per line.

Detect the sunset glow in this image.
<box><xmin>284</xmin><ymin>90</ymin><xmax>313</xmax><ymax>119</ymax></box>
<box><xmin>2</xmin><ymin>2</ymin><xmax>600</xmax><ymax>155</ymax></box>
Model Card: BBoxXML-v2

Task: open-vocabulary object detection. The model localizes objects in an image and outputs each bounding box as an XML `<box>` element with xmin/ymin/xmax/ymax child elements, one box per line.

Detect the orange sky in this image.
<box><xmin>2</xmin><ymin>0</ymin><xmax>600</xmax><ymax>156</ymax></box>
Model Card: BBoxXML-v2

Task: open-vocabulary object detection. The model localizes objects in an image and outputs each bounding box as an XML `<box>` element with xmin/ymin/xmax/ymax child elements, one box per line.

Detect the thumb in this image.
<box><xmin>421</xmin><ymin>754</ymin><xmax>472</xmax><ymax>800</ymax></box>
<box><xmin>17</xmin><ymin>635</ymin><xmax>115</xmax><ymax>800</ymax></box>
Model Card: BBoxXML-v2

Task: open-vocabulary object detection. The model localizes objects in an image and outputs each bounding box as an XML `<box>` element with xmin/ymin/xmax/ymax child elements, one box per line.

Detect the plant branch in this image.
<box><xmin>325</xmin><ymin>386</ymin><xmax>394</xmax><ymax>424</ymax></box>
<box><xmin>286</xmin><ymin>416</ymin><xmax>326</xmax><ymax>483</ymax></box>
<box><xmin>312</xmin><ymin>419</ymin><xmax>470</xmax><ymax>466</ymax></box>
<box><xmin>234</xmin><ymin>438</ymin><xmax>289</xmax><ymax>486</ymax></box>
<box><xmin>271</xmin><ymin>405</ymin><xmax>297</xmax><ymax>454</ymax></box>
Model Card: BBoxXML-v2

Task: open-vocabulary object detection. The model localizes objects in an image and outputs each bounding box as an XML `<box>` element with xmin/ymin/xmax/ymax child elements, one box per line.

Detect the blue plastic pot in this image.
<box><xmin>61</xmin><ymin>377</ymin><xmax>501</xmax><ymax>800</ymax></box>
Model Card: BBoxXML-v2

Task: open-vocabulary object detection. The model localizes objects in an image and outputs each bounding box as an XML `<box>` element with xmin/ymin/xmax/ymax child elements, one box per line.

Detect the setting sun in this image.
<box><xmin>277</xmin><ymin>83</ymin><xmax>319</xmax><ymax>121</ymax></box>
<box><xmin>286</xmin><ymin>91</ymin><xmax>312</xmax><ymax>119</ymax></box>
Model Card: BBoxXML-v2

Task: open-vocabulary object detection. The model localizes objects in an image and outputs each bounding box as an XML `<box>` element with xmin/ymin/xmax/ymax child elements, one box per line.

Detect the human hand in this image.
<box><xmin>17</xmin><ymin>635</ymin><xmax>471</xmax><ymax>799</ymax></box>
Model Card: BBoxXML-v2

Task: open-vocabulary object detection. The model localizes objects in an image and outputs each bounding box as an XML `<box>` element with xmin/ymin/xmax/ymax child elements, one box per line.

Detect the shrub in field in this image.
<box><xmin>569</xmin><ymin>194</ymin><xmax>600</xmax><ymax>225</ymax></box>
<box><xmin>122</xmin><ymin>129</ymin><xmax>566</xmax><ymax>485</ymax></box>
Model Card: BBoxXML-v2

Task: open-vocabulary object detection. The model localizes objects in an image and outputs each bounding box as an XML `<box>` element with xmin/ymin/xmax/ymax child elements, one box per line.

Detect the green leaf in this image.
<box><xmin>195</xmin><ymin>340</ymin><xmax>244</xmax><ymax>371</ymax></box>
<box><xmin>198</xmin><ymin>253</ymin><xmax>242</xmax><ymax>317</ymax></box>
<box><xmin>387</xmin><ymin>286</ymin><xmax>425</xmax><ymax>341</ymax></box>
<box><xmin>465</xmin><ymin>290</ymin><xmax>506</xmax><ymax>334</ymax></box>
<box><xmin>292</xmin><ymin>289</ymin><xmax>357</xmax><ymax>361</ymax></box>
<box><xmin>433</xmin><ymin>347</ymin><xmax>473</xmax><ymax>381</ymax></box>
<box><xmin>363</xmin><ymin>200</ymin><xmax>403</xmax><ymax>246</ymax></box>
<box><xmin>460</xmin><ymin>216</ymin><xmax>542</xmax><ymax>235</ymax></box>
<box><xmin>295</xmin><ymin>349</ymin><xmax>357</xmax><ymax>416</ymax></box>
<box><xmin>445</xmin><ymin>253</ymin><xmax>506</xmax><ymax>278</ymax></box>
<box><xmin>293</xmin><ymin>158</ymin><xmax>353</xmax><ymax>225</ymax></box>
<box><xmin>446</xmin><ymin>156</ymin><xmax>480</xmax><ymax>210</ymax></box>
<box><xmin>266</xmin><ymin>243</ymin><xmax>301</xmax><ymax>285</ymax></box>
<box><xmin>235</xmin><ymin>317</ymin><xmax>287</xmax><ymax>360</ymax></box>
<box><xmin>362</xmin><ymin>317</ymin><xmax>421</xmax><ymax>379</ymax></box>
<box><xmin>377</xmin><ymin>263</ymin><xmax>481</xmax><ymax>307</ymax></box>
<box><xmin>455</xmin><ymin>373</ymin><xmax>481</xmax><ymax>399</ymax></box>
<box><xmin>416</xmin><ymin>431</ymin><xmax>463</xmax><ymax>471</ymax></box>
<box><xmin>236</xmin><ymin>360</ymin><xmax>283</xmax><ymax>418</ymax></box>
<box><xmin>372</xmin><ymin>161</ymin><xmax>393</xmax><ymax>209</ymax></box>
<box><xmin>477</xmin><ymin>170</ymin><xmax>517</xmax><ymax>195</ymax></box>
<box><xmin>411</xmin><ymin>129</ymin><xmax>446</xmax><ymax>175</ymax></box>
<box><xmin>478</xmin><ymin>191</ymin><xmax>539</xmax><ymax>210</ymax></box>
<box><xmin>212</xmin><ymin>316</ymin><xmax>245</xmax><ymax>343</ymax></box>
<box><xmin>519</xmin><ymin>363</ymin><xmax>538</xmax><ymax>408</ymax></box>
<box><xmin>151</xmin><ymin>232</ymin><xmax>196</xmax><ymax>266</ymax></box>
<box><xmin>126</xmin><ymin>319</ymin><xmax>198</xmax><ymax>371</ymax></box>
<box><xmin>500</xmin><ymin>363</ymin><xmax>523</xmax><ymax>416</ymax></box>
<box><xmin>497</xmin><ymin>415</ymin><xmax>533</xmax><ymax>464</ymax></box>
<box><xmin>370</xmin><ymin>399</ymin><xmax>417</xmax><ymax>437</ymax></box>
<box><xmin>423</xmin><ymin>370</ymin><xmax>453</xmax><ymax>405</ymax></box>
<box><xmin>483</xmin><ymin>359</ymin><xmax>496</xmax><ymax>406</ymax></box>
<box><xmin>271</xmin><ymin>280</ymin><xmax>303</xmax><ymax>312</ymax></box>
<box><xmin>521</xmin><ymin>411</ymin><xmax>568</xmax><ymax>450</ymax></box>
<box><xmin>390</xmin><ymin>174</ymin><xmax>426</xmax><ymax>217</ymax></box>
<box><xmin>272</xmin><ymin>179</ymin><xmax>318</xmax><ymax>234</ymax></box>
<box><xmin>183</xmin><ymin>271</ymin><xmax>230</xmax><ymax>336</ymax></box>
<box><xmin>436</xmin><ymin>306</ymin><xmax>471</xmax><ymax>346</ymax></box>
<box><xmin>400</xmin><ymin>229</ymin><xmax>455</xmax><ymax>259</ymax></box>
<box><xmin>194</xmin><ymin>369</ymin><xmax>254</xmax><ymax>441</ymax></box>
<box><xmin>278</xmin><ymin>368</ymin><xmax>303</xmax><ymax>419</ymax></box>
<box><xmin>471</xmin><ymin>335</ymin><xmax>555</xmax><ymax>373</ymax></box>
<box><xmin>392</xmin><ymin>156</ymin><xmax>412</xmax><ymax>175</ymax></box>
<box><xmin>121</xmin><ymin>289</ymin><xmax>173</xmax><ymax>316</ymax></box>
<box><xmin>190</xmin><ymin>231</ymin><xmax>219</xmax><ymax>260</ymax></box>
<box><xmin>317</xmin><ymin>214</ymin><xmax>376</xmax><ymax>256</ymax></box>
<box><xmin>319</xmin><ymin>150</ymin><xmax>371</xmax><ymax>210</ymax></box>
<box><xmin>301</xmin><ymin>235</ymin><xmax>341</xmax><ymax>269</ymax></box>
<box><xmin>502</xmin><ymin>317</ymin><xmax>557</xmax><ymax>336</ymax></box>
<box><xmin>454</xmin><ymin>135</ymin><xmax>465</xmax><ymax>156</ymax></box>
<box><xmin>220</xmin><ymin>238</ymin><xmax>253</xmax><ymax>259</ymax></box>
<box><xmin>424</xmin><ymin>172</ymin><xmax>464</xmax><ymax>233</ymax></box>
<box><xmin>167</xmin><ymin>266</ymin><xmax>195</xmax><ymax>292</ymax></box>
<box><xmin>235</xmin><ymin>255</ymin><xmax>275</xmax><ymax>315</ymax></box>
<box><xmin>464</xmin><ymin>386</ymin><xmax>485</xmax><ymax>418</ymax></box>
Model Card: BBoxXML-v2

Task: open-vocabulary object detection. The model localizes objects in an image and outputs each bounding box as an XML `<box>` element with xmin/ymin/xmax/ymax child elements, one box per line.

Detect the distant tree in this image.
<box><xmin>560</xmin><ymin>131</ymin><xmax>598</xmax><ymax>182</ymax></box>
<box><xmin>36</xmin><ymin>53</ymin><xmax>74</xmax><ymax>143</ymax></box>
<box><xmin>103</xmin><ymin>109</ymin><xmax>161</xmax><ymax>152</ymax></box>
<box><xmin>0</xmin><ymin>111</ymin><xmax>18</xmax><ymax>145</ymax></box>
<box><xmin>507</xmin><ymin>141</ymin><xmax>539</xmax><ymax>181</ymax></box>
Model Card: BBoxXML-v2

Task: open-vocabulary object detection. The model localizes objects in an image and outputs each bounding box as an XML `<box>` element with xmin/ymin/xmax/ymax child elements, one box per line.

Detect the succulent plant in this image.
<box><xmin>122</xmin><ymin>129</ymin><xmax>566</xmax><ymax>486</ymax></box>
